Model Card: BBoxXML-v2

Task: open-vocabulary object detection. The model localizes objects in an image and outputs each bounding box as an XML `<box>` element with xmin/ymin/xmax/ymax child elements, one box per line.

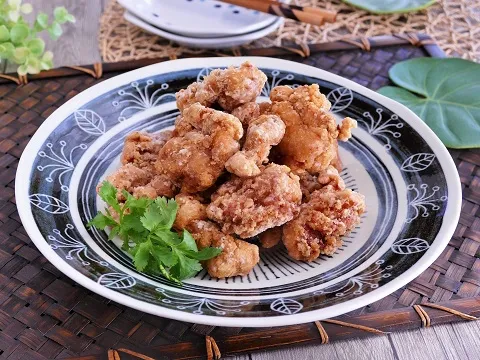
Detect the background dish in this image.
<box><xmin>118</xmin><ymin>0</ymin><xmax>278</xmax><ymax>38</ymax></box>
<box><xmin>124</xmin><ymin>11</ymin><xmax>284</xmax><ymax>49</ymax></box>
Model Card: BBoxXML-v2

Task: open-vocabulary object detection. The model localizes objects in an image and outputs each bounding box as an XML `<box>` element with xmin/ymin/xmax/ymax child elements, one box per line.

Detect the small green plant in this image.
<box><xmin>0</xmin><ymin>0</ymin><xmax>75</xmax><ymax>75</ymax></box>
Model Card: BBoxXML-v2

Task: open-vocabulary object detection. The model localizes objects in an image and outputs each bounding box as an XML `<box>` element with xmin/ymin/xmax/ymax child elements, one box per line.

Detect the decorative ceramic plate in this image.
<box><xmin>118</xmin><ymin>0</ymin><xmax>278</xmax><ymax>38</ymax></box>
<box><xmin>16</xmin><ymin>57</ymin><xmax>461</xmax><ymax>327</ymax></box>
<box><xmin>124</xmin><ymin>11</ymin><xmax>283</xmax><ymax>50</ymax></box>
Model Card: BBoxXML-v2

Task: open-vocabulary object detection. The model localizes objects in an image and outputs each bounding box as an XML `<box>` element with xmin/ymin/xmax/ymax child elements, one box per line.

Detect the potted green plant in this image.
<box><xmin>0</xmin><ymin>0</ymin><xmax>75</xmax><ymax>75</ymax></box>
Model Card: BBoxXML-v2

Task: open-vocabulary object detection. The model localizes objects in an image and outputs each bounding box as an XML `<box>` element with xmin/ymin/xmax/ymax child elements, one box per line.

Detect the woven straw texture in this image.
<box><xmin>99</xmin><ymin>0</ymin><xmax>480</xmax><ymax>62</ymax></box>
<box><xmin>1</xmin><ymin>42</ymin><xmax>479</xmax><ymax>359</ymax></box>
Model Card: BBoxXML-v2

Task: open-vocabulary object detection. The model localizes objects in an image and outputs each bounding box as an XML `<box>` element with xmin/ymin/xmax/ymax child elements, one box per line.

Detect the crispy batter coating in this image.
<box><xmin>189</xmin><ymin>220</ymin><xmax>260</xmax><ymax>278</ymax></box>
<box><xmin>231</xmin><ymin>102</ymin><xmax>260</xmax><ymax>128</ymax></box>
<box><xmin>338</xmin><ymin>117</ymin><xmax>357</xmax><ymax>141</ymax></box>
<box><xmin>265</xmin><ymin>84</ymin><xmax>356</xmax><ymax>173</ymax></box>
<box><xmin>173</xmin><ymin>193</ymin><xmax>208</xmax><ymax>230</ymax></box>
<box><xmin>259</xmin><ymin>227</ymin><xmax>282</xmax><ymax>249</ymax></box>
<box><xmin>298</xmin><ymin>166</ymin><xmax>345</xmax><ymax>201</ymax></box>
<box><xmin>330</xmin><ymin>142</ymin><xmax>343</xmax><ymax>171</ymax></box>
<box><xmin>121</xmin><ymin>131</ymin><xmax>172</xmax><ymax>172</ymax></box>
<box><xmin>283</xmin><ymin>187</ymin><xmax>365</xmax><ymax>261</ymax></box>
<box><xmin>207</xmin><ymin>164</ymin><xmax>302</xmax><ymax>238</ymax></box>
<box><xmin>226</xmin><ymin>115</ymin><xmax>285</xmax><ymax>177</ymax></box>
<box><xmin>173</xmin><ymin>195</ymin><xmax>259</xmax><ymax>278</ymax></box>
<box><xmin>105</xmin><ymin>163</ymin><xmax>176</xmax><ymax>201</ymax></box>
<box><xmin>156</xmin><ymin>103</ymin><xmax>243</xmax><ymax>193</ymax></box>
<box><xmin>176</xmin><ymin>62</ymin><xmax>267</xmax><ymax>112</ymax></box>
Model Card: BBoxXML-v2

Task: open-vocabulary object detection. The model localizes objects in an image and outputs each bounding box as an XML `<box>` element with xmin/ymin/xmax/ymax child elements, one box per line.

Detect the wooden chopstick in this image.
<box><xmin>219</xmin><ymin>0</ymin><xmax>336</xmax><ymax>26</ymax></box>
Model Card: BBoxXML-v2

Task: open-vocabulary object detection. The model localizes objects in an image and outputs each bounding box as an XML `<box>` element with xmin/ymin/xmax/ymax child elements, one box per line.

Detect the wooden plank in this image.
<box><xmin>4</xmin><ymin>0</ymin><xmax>105</xmax><ymax>73</ymax></box>
<box><xmin>249</xmin><ymin>335</ymin><xmax>395</xmax><ymax>360</ymax></box>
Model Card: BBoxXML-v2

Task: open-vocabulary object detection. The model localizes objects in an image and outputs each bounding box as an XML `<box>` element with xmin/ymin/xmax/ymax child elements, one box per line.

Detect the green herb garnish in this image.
<box><xmin>88</xmin><ymin>181</ymin><xmax>222</xmax><ymax>284</ymax></box>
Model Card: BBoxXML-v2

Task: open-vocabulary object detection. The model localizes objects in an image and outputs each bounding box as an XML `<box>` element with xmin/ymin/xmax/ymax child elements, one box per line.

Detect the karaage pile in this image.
<box><xmin>99</xmin><ymin>62</ymin><xmax>365</xmax><ymax>279</ymax></box>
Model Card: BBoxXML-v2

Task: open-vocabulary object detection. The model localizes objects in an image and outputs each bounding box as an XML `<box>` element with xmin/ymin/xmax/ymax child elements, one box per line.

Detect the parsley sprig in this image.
<box><xmin>88</xmin><ymin>181</ymin><xmax>222</xmax><ymax>284</ymax></box>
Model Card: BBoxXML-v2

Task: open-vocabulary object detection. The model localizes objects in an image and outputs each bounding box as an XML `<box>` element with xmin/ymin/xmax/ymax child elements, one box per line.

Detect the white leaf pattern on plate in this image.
<box><xmin>391</xmin><ymin>238</ymin><xmax>430</xmax><ymax>254</ymax></box>
<box><xmin>29</xmin><ymin>194</ymin><xmax>69</xmax><ymax>214</ymax></box>
<box><xmin>197</xmin><ymin>67</ymin><xmax>213</xmax><ymax>82</ymax></box>
<box><xmin>270</xmin><ymin>298</ymin><xmax>303</xmax><ymax>314</ymax></box>
<box><xmin>314</xmin><ymin>260</ymin><xmax>391</xmax><ymax>297</ymax></box>
<box><xmin>74</xmin><ymin>110</ymin><xmax>106</xmax><ymax>135</ymax></box>
<box><xmin>406</xmin><ymin>184</ymin><xmax>447</xmax><ymax>223</ymax></box>
<box><xmin>261</xmin><ymin>70</ymin><xmax>298</xmax><ymax>97</ymax></box>
<box><xmin>327</xmin><ymin>87</ymin><xmax>353</xmax><ymax>113</ymax></box>
<box><xmin>156</xmin><ymin>288</ymin><xmax>249</xmax><ymax>315</ymax></box>
<box><xmin>48</xmin><ymin>224</ymin><xmax>108</xmax><ymax>266</ymax></box>
<box><xmin>113</xmin><ymin>80</ymin><xmax>175</xmax><ymax>122</ymax></box>
<box><xmin>401</xmin><ymin>153</ymin><xmax>436</xmax><ymax>172</ymax></box>
<box><xmin>37</xmin><ymin>141</ymin><xmax>87</xmax><ymax>192</ymax></box>
<box><xmin>357</xmin><ymin>109</ymin><xmax>403</xmax><ymax>150</ymax></box>
<box><xmin>98</xmin><ymin>273</ymin><xmax>136</xmax><ymax>289</ymax></box>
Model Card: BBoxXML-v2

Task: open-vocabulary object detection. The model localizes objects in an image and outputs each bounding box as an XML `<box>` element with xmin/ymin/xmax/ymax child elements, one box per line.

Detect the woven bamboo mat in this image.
<box><xmin>1</xmin><ymin>36</ymin><xmax>480</xmax><ymax>359</ymax></box>
<box><xmin>99</xmin><ymin>0</ymin><xmax>480</xmax><ymax>62</ymax></box>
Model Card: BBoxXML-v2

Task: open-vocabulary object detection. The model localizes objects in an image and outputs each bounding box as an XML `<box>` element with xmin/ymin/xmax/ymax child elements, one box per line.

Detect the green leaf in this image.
<box><xmin>65</xmin><ymin>13</ymin><xmax>76</xmax><ymax>23</ymax></box>
<box><xmin>36</xmin><ymin>13</ymin><xmax>49</xmax><ymax>29</ymax></box>
<box><xmin>17</xmin><ymin>64</ymin><xmax>27</xmax><ymax>76</ymax></box>
<box><xmin>8</xmin><ymin>0</ymin><xmax>21</xmax><ymax>8</ymax></box>
<box><xmin>48</xmin><ymin>21</ymin><xmax>62</xmax><ymax>40</ymax></box>
<box><xmin>150</xmin><ymin>245</ymin><xmax>178</xmax><ymax>268</ymax></box>
<box><xmin>140</xmin><ymin>197</ymin><xmax>178</xmax><ymax>231</ymax></box>
<box><xmin>54</xmin><ymin>7</ymin><xmax>67</xmax><ymax>22</ymax></box>
<box><xmin>134</xmin><ymin>241</ymin><xmax>151</xmax><ymax>271</ymax></box>
<box><xmin>187</xmin><ymin>247</ymin><xmax>222</xmax><ymax>261</ymax></box>
<box><xmin>170</xmin><ymin>253</ymin><xmax>203</xmax><ymax>280</ymax></box>
<box><xmin>42</xmin><ymin>50</ymin><xmax>53</xmax><ymax>61</ymax></box>
<box><xmin>121</xmin><ymin>213</ymin><xmax>147</xmax><ymax>234</ymax></box>
<box><xmin>8</xmin><ymin>10</ymin><xmax>19</xmax><ymax>22</ymax></box>
<box><xmin>27</xmin><ymin>38</ymin><xmax>44</xmax><ymax>55</ymax></box>
<box><xmin>177</xmin><ymin>230</ymin><xmax>198</xmax><ymax>252</ymax></box>
<box><xmin>378</xmin><ymin>58</ymin><xmax>480</xmax><ymax>148</ymax></box>
<box><xmin>0</xmin><ymin>42</ymin><xmax>15</xmax><ymax>58</ymax></box>
<box><xmin>26</xmin><ymin>56</ymin><xmax>40</xmax><ymax>74</ymax></box>
<box><xmin>13</xmin><ymin>46</ymin><xmax>29</xmax><ymax>63</ymax></box>
<box><xmin>0</xmin><ymin>25</ymin><xmax>10</xmax><ymax>42</ymax></box>
<box><xmin>97</xmin><ymin>181</ymin><xmax>120</xmax><ymax>211</ymax></box>
<box><xmin>341</xmin><ymin>0</ymin><xmax>436</xmax><ymax>14</ymax></box>
<box><xmin>10</xmin><ymin>24</ymin><xmax>29</xmax><ymax>44</ymax></box>
<box><xmin>20</xmin><ymin>3</ymin><xmax>32</xmax><ymax>14</ymax></box>
<box><xmin>88</xmin><ymin>212</ymin><xmax>117</xmax><ymax>229</ymax></box>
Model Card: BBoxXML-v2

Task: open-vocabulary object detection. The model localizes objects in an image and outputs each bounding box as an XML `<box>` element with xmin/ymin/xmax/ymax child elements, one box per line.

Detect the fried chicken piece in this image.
<box><xmin>156</xmin><ymin>103</ymin><xmax>243</xmax><ymax>193</ymax></box>
<box><xmin>283</xmin><ymin>187</ymin><xmax>366</xmax><ymax>261</ymax></box>
<box><xmin>298</xmin><ymin>166</ymin><xmax>345</xmax><ymax>201</ymax></box>
<box><xmin>173</xmin><ymin>193</ymin><xmax>208</xmax><ymax>230</ymax></box>
<box><xmin>207</xmin><ymin>164</ymin><xmax>302</xmax><ymax>238</ymax></box>
<box><xmin>173</xmin><ymin>194</ymin><xmax>259</xmax><ymax>278</ymax></box>
<box><xmin>265</xmin><ymin>84</ymin><xmax>356</xmax><ymax>173</ymax></box>
<box><xmin>330</xmin><ymin>142</ymin><xmax>343</xmax><ymax>171</ymax></box>
<box><xmin>103</xmin><ymin>130</ymin><xmax>177</xmax><ymax>200</ymax></box>
<box><xmin>176</xmin><ymin>62</ymin><xmax>267</xmax><ymax>112</ymax></box>
<box><xmin>225</xmin><ymin>115</ymin><xmax>285</xmax><ymax>177</ymax></box>
<box><xmin>338</xmin><ymin>117</ymin><xmax>357</xmax><ymax>141</ymax></box>
<box><xmin>259</xmin><ymin>227</ymin><xmax>282</xmax><ymax>249</ymax></box>
<box><xmin>121</xmin><ymin>131</ymin><xmax>172</xmax><ymax>172</ymax></box>
<box><xmin>231</xmin><ymin>102</ymin><xmax>260</xmax><ymax>128</ymax></box>
<box><xmin>104</xmin><ymin>163</ymin><xmax>176</xmax><ymax>201</ymax></box>
<box><xmin>189</xmin><ymin>221</ymin><xmax>259</xmax><ymax>278</ymax></box>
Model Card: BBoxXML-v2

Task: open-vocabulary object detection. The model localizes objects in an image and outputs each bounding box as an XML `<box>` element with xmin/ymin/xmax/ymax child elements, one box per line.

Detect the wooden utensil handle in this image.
<box><xmin>219</xmin><ymin>0</ymin><xmax>336</xmax><ymax>26</ymax></box>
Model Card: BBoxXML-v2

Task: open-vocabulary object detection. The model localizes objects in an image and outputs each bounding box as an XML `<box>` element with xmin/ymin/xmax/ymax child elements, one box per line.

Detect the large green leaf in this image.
<box><xmin>378</xmin><ymin>58</ymin><xmax>480</xmax><ymax>149</ymax></box>
<box><xmin>342</xmin><ymin>0</ymin><xmax>436</xmax><ymax>14</ymax></box>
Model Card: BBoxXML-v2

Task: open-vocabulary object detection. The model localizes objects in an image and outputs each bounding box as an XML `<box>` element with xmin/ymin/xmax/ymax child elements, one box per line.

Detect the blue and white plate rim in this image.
<box><xmin>15</xmin><ymin>57</ymin><xmax>462</xmax><ymax>327</ymax></box>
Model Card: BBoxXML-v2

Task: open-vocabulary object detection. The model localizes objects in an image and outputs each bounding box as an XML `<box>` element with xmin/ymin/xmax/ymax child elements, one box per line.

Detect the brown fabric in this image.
<box><xmin>1</xmin><ymin>40</ymin><xmax>480</xmax><ymax>359</ymax></box>
<box><xmin>99</xmin><ymin>0</ymin><xmax>480</xmax><ymax>62</ymax></box>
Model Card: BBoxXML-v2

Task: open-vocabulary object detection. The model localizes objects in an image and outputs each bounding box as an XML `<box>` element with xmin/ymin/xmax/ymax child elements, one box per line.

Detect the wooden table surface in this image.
<box><xmin>15</xmin><ymin>1</ymin><xmax>480</xmax><ymax>359</ymax></box>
